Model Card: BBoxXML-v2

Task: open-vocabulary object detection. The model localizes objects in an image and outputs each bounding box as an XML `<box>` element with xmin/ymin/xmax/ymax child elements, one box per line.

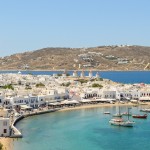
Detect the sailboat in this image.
<box><xmin>109</xmin><ymin>108</ymin><xmax>135</xmax><ymax>127</ymax></box>
<box><xmin>113</xmin><ymin>106</ymin><xmax>122</xmax><ymax>117</ymax></box>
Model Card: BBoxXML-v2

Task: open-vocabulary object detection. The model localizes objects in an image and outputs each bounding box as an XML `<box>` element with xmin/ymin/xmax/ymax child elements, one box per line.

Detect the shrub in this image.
<box><xmin>2</xmin><ymin>84</ymin><xmax>14</xmax><ymax>90</ymax></box>
<box><xmin>0</xmin><ymin>142</ymin><xmax>3</xmax><ymax>150</ymax></box>
<box><xmin>61</xmin><ymin>82</ymin><xmax>71</xmax><ymax>87</ymax></box>
<box><xmin>36</xmin><ymin>83</ymin><xmax>45</xmax><ymax>87</ymax></box>
<box><xmin>57</xmin><ymin>74</ymin><xmax>62</xmax><ymax>76</ymax></box>
<box><xmin>77</xmin><ymin>79</ymin><xmax>88</xmax><ymax>84</ymax></box>
<box><xmin>92</xmin><ymin>83</ymin><xmax>103</xmax><ymax>88</ymax></box>
<box><xmin>66</xmin><ymin>73</ymin><xmax>70</xmax><ymax>76</ymax></box>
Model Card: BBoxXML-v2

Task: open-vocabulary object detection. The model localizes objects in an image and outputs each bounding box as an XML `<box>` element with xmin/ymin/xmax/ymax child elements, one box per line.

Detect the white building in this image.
<box><xmin>0</xmin><ymin>95</ymin><xmax>4</xmax><ymax>106</ymax></box>
<box><xmin>0</xmin><ymin>108</ymin><xmax>10</xmax><ymax>137</ymax></box>
<box><xmin>89</xmin><ymin>71</ymin><xmax>93</xmax><ymax>78</ymax></box>
<box><xmin>95</xmin><ymin>72</ymin><xmax>100</xmax><ymax>78</ymax></box>
<box><xmin>73</xmin><ymin>71</ymin><xmax>78</xmax><ymax>77</ymax></box>
<box><xmin>80</xmin><ymin>70</ymin><xmax>85</xmax><ymax>78</ymax></box>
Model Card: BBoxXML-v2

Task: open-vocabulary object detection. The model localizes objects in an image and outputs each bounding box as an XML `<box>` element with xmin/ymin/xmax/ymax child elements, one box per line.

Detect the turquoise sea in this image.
<box><xmin>14</xmin><ymin>106</ymin><xmax>150</xmax><ymax>150</ymax></box>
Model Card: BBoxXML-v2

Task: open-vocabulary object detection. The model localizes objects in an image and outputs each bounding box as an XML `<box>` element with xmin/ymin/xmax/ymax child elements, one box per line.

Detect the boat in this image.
<box><xmin>113</xmin><ymin>113</ymin><xmax>122</xmax><ymax>117</ymax></box>
<box><xmin>109</xmin><ymin>108</ymin><xmax>135</xmax><ymax>127</ymax></box>
<box><xmin>121</xmin><ymin>112</ymin><xmax>132</xmax><ymax>116</ymax></box>
<box><xmin>113</xmin><ymin>106</ymin><xmax>122</xmax><ymax>117</ymax></box>
<box><xmin>109</xmin><ymin>119</ymin><xmax>135</xmax><ymax>127</ymax></box>
<box><xmin>104</xmin><ymin>112</ymin><xmax>110</xmax><ymax>114</ymax></box>
<box><xmin>132</xmin><ymin>114</ymin><xmax>147</xmax><ymax>119</ymax></box>
<box><xmin>140</xmin><ymin>109</ymin><xmax>150</xmax><ymax>112</ymax></box>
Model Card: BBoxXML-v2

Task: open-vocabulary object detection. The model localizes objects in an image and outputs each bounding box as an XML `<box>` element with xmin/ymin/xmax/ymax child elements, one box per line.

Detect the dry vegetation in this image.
<box><xmin>0</xmin><ymin>46</ymin><xmax>149</xmax><ymax>71</ymax></box>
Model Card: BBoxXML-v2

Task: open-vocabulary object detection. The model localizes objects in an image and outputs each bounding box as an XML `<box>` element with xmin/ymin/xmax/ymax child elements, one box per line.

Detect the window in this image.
<box><xmin>3</xmin><ymin>121</ymin><xmax>7</xmax><ymax>126</ymax></box>
<box><xmin>4</xmin><ymin>129</ymin><xmax>7</xmax><ymax>133</ymax></box>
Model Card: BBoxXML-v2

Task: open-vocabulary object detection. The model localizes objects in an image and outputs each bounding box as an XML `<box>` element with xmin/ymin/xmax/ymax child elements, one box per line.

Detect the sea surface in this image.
<box><xmin>0</xmin><ymin>70</ymin><xmax>150</xmax><ymax>83</ymax></box>
<box><xmin>14</xmin><ymin>106</ymin><xmax>150</xmax><ymax>150</ymax></box>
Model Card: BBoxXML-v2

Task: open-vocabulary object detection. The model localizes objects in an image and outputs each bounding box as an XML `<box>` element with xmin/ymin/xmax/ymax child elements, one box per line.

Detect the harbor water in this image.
<box><xmin>14</xmin><ymin>106</ymin><xmax>150</xmax><ymax>150</ymax></box>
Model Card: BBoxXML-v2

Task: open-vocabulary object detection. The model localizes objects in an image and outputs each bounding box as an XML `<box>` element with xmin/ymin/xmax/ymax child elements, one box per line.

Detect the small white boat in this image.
<box><xmin>140</xmin><ymin>109</ymin><xmax>150</xmax><ymax>112</ymax></box>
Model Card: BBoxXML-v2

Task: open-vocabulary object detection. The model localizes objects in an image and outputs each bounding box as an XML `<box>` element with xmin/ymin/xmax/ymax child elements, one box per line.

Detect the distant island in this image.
<box><xmin>0</xmin><ymin>45</ymin><xmax>150</xmax><ymax>71</ymax></box>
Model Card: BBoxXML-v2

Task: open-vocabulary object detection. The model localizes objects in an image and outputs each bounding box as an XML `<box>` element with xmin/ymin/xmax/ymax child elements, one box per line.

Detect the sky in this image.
<box><xmin>0</xmin><ymin>0</ymin><xmax>150</xmax><ymax>56</ymax></box>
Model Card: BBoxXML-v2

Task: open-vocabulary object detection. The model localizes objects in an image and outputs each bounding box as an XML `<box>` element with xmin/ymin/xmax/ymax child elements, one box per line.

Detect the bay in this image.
<box><xmin>0</xmin><ymin>71</ymin><xmax>150</xmax><ymax>84</ymax></box>
<box><xmin>14</xmin><ymin>106</ymin><xmax>150</xmax><ymax>150</ymax></box>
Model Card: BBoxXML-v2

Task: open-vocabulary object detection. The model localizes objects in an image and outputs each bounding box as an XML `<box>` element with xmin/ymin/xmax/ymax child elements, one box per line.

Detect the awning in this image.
<box><xmin>139</xmin><ymin>97</ymin><xmax>150</xmax><ymax>101</ymax></box>
<box><xmin>80</xmin><ymin>99</ymin><xmax>91</xmax><ymax>103</ymax></box>
<box><xmin>20</xmin><ymin>105</ymin><xmax>32</xmax><ymax>110</ymax></box>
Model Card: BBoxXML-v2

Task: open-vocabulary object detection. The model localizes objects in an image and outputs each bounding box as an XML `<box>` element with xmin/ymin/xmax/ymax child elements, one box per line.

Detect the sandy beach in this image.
<box><xmin>58</xmin><ymin>102</ymin><xmax>147</xmax><ymax>112</ymax></box>
<box><xmin>0</xmin><ymin>138</ymin><xmax>13</xmax><ymax>150</ymax></box>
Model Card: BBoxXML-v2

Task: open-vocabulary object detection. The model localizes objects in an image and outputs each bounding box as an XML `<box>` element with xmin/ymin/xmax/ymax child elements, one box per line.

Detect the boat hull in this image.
<box><xmin>113</xmin><ymin>114</ymin><xmax>122</xmax><ymax>117</ymax></box>
<box><xmin>109</xmin><ymin>121</ymin><xmax>134</xmax><ymax>127</ymax></box>
<box><xmin>132</xmin><ymin>115</ymin><xmax>147</xmax><ymax>119</ymax></box>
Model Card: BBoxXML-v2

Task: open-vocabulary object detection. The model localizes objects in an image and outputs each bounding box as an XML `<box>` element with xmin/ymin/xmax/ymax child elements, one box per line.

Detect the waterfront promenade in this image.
<box><xmin>1</xmin><ymin>100</ymin><xmax>150</xmax><ymax>150</ymax></box>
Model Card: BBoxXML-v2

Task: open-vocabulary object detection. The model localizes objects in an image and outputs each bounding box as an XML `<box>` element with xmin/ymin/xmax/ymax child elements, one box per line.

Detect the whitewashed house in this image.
<box><xmin>0</xmin><ymin>108</ymin><xmax>10</xmax><ymax>137</ymax></box>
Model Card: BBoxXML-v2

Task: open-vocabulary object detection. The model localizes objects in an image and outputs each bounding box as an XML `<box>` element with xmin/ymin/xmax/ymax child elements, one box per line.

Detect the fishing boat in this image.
<box><xmin>109</xmin><ymin>108</ymin><xmax>135</xmax><ymax>127</ymax></box>
<box><xmin>132</xmin><ymin>114</ymin><xmax>147</xmax><ymax>119</ymax></box>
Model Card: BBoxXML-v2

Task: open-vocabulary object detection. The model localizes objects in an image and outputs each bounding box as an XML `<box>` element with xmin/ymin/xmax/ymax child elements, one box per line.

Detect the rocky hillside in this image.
<box><xmin>0</xmin><ymin>45</ymin><xmax>150</xmax><ymax>71</ymax></box>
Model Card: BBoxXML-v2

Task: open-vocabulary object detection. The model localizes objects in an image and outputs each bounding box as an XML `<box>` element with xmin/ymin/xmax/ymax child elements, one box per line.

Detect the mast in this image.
<box><xmin>128</xmin><ymin>108</ymin><xmax>131</xmax><ymax>121</ymax></box>
<box><xmin>128</xmin><ymin>108</ymin><xmax>129</xmax><ymax>120</ymax></box>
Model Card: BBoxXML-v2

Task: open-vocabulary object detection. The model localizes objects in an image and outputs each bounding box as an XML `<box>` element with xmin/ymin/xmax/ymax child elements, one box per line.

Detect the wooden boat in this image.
<box><xmin>132</xmin><ymin>114</ymin><xmax>147</xmax><ymax>119</ymax></box>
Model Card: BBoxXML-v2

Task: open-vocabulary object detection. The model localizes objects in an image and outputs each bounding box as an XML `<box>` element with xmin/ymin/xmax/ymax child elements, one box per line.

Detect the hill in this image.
<box><xmin>0</xmin><ymin>45</ymin><xmax>150</xmax><ymax>71</ymax></box>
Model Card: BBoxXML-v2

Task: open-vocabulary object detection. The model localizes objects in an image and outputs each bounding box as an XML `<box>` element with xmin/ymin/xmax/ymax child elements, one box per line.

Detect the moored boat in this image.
<box><xmin>140</xmin><ymin>109</ymin><xmax>150</xmax><ymax>112</ymax></box>
<box><xmin>113</xmin><ymin>106</ymin><xmax>122</xmax><ymax>117</ymax></box>
<box><xmin>104</xmin><ymin>112</ymin><xmax>110</xmax><ymax>114</ymax></box>
<box><xmin>109</xmin><ymin>119</ymin><xmax>135</xmax><ymax>127</ymax></box>
<box><xmin>121</xmin><ymin>112</ymin><xmax>132</xmax><ymax>116</ymax></box>
<box><xmin>132</xmin><ymin>114</ymin><xmax>147</xmax><ymax>119</ymax></box>
<box><xmin>113</xmin><ymin>113</ymin><xmax>122</xmax><ymax>117</ymax></box>
<box><xmin>109</xmin><ymin>108</ymin><xmax>135</xmax><ymax>127</ymax></box>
